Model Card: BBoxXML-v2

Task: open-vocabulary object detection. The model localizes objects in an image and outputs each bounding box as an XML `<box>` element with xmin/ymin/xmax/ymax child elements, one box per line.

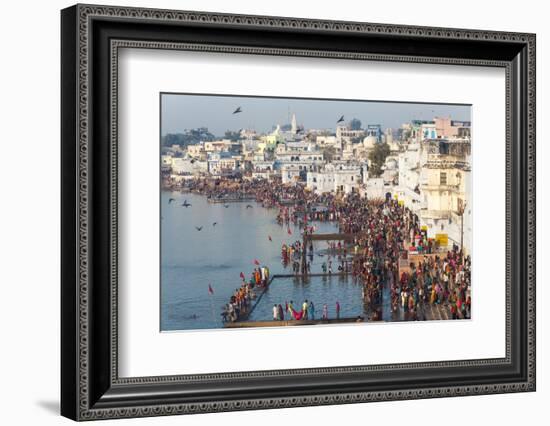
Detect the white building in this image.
<box><xmin>274</xmin><ymin>141</ymin><xmax>324</xmax><ymax>171</ymax></box>
<box><xmin>281</xmin><ymin>164</ymin><xmax>304</xmax><ymax>184</ymax></box>
<box><xmin>250</xmin><ymin>170</ymin><xmax>278</xmax><ymax>180</ymax></box>
<box><xmin>241</xmin><ymin>139</ymin><xmax>262</xmax><ymax>157</ymax></box>
<box><xmin>170</xmin><ymin>158</ymin><xmax>207</xmax><ymax>176</ymax></box>
<box><xmin>336</xmin><ymin>126</ymin><xmax>365</xmax><ymax>143</ymax></box>
<box><xmin>207</xmin><ymin>152</ymin><xmax>241</xmax><ymax>176</ymax></box>
<box><xmin>315</xmin><ymin>135</ymin><xmax>340</xmax><ymax>149</ymax></box>
<box><xmin>250</xmin><ymin>160</ymin><xmax>275</xmax><ymax>172</ymax></box>
<box><xmin>204</xmin><ymin>140</ymin><xmax>241</xmax><ymax>154</ymax></box>
<box><xmin>419</xmin><ymin>140</ymin><xmax>472</xmax><ymax>253</ymax></box>
<box><xmin>275</xmin><ymin>141</ymin><xmax>318</xmax><ymax>154</ymax></box>
<box><xmin>306</xmin><ymin>163</ymin><xmax>362</xmax><ymax>195</ymax></box>
<box><xmin>342</xmin><ymin>140</ymin><xmax>369</xmax><ymax>162</ymax></box>
<box><xmin>392</xmin><ymin>142</ymin><xmax>426</xmax><ymax>212</ymax></box>
<box><xmin>186</xmin><ymin>143</ymin><xmax>205</xmax><ymax>159</ymax></box>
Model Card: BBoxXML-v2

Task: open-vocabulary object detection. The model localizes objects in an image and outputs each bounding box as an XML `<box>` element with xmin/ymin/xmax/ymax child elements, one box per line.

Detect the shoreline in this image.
<box><xmin>162</xmin><ymin>176</ymin><xmax>471</xmax><ymax>326</ymax></box>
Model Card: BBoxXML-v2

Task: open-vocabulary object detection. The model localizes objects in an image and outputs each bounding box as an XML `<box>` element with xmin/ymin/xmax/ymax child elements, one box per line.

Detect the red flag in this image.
<box><xmin>287</xmin><ymin>228</ymin><xmax>292</xmax><ymax>235</ymax></box>
<box><xmin>268</xmin><ymin>235</ymin><xmax>272</xmax><ymax>242</ymax></box>
<box><xmin>239</xmin><ymin>271</ymin><xmax>245</xmax><ymax>280</ymax></box>
<box><xmin>253</xmin><ymin>259</ymin><xmax>260</xmax><ymax>266</ymax></box>
<box><xmin>208</xmin><ymin>284</ymin><xmax>214</xmax><ymax>295</ymax></box>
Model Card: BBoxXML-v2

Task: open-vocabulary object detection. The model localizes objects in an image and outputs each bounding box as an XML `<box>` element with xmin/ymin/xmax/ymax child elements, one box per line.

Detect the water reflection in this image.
<box><xmin>161</xmin><ymin>191</ymin><xmax>354</xmax><ymax>331</ymax></box>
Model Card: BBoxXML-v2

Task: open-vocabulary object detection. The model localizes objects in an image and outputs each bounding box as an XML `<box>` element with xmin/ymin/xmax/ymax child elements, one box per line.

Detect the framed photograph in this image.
<box><xmin>61</xmin><ymin>4</ymin><xmax>536</xmax><ymax>421</ymax></box>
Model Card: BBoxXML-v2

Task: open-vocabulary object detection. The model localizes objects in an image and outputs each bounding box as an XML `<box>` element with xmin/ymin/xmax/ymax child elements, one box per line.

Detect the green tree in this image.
<box><xmin>162</xmin><ymin>128</ymin><xmax>215</xmax><ymax>147</ymax></box>
<box><xmin>368</xmin><ymin>142</ymin><xmax>391</xmax><ymax>177</ymax></box>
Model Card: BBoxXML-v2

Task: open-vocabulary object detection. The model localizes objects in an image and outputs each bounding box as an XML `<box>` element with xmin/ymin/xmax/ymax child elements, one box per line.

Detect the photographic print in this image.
<box><xmin>160</xmin><ymin>94</ymin><xmax>472</xmax><ymax>332</ymax></box>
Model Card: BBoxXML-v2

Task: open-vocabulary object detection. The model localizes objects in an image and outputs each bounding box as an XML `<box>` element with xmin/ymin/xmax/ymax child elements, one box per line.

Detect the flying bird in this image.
<box><xmin>212</xmin><ymin>222</ymin><xmax>217</xmax><ymax>227</ymax></box>
<box><xmin>181</xmin><ymin>201</ymin><xmax>192</xmax><ymax>208</ymax></box>
<box><xmin>337</xmin><ymin>115</ymin><xmax>345</xmax><ymax>123</ymax></box>
<box><xmin>168</xmin><ymin>198</ymin><xmax>175</xmax><ymax>204</ymax></box>
<box><xmin>232</xmin><ymin>106</ymin><xmax>242</xmax><ymax>114</ymax></box>
<box><xmin>223</xmin><ymin>204</ymin><xmax>230</xmax><ymax>208</ymax></box>
<box><xmin>195</xmin><ymin>226</ymin><xmax>203</xmax><ymax>231</ymax></box>
<box><xmin>246</xmin><ymin>204</ymin><xmax>253</xmax><ymax>209</ymax></box>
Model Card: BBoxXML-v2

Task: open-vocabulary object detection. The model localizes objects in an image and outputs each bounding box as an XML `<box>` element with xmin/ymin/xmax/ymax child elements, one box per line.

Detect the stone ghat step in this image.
<box><xmin>270</xmin><ymin>272</ymin><xmax>350</xmax><ymax>278</ymax></box>
<box><xmin>304</xmin><ymin>233</ymin><xmax>355</xmax><ymax>241</ymax></box>
<box><xmin>224</xmin><ymin>317</ymin><xmax>364</xmax><ymax>328</ymax></box>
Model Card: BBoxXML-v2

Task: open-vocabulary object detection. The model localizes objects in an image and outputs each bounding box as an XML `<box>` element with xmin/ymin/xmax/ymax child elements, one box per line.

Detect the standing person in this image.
<box><xmin>221</xmin><ymin>305</ymin><xmax>229</xmax><ymax>323</ymax></box>
<box><xmin>288</xmin><ymin>300</ymin><xmax>294</xmax><ymax>318</ymax></box>
<box><xmin>322</xmin><ymin>303</ymin><xmax>329</xmax><ymax>320</ymax></box>
<box><xmin>456</xmin><ymin>296</ymin><xmax>463</xmax><ymax>319</ymax></box>
<box><xmin>309</xmin><ymin>301</ymin><xmax>315</xmax><ymax>320</ymax></box>
<box><xmin>450</xmin><ymin>302</ymin><xmax>457</xmax><ymax>320</ymax></box>
<box><xmin>278</xmin><ymin>304</ymin><xmax>284</xmax><ymax>321</ymax></box>
<box><xmin>273</xmin><ymin>304</ymin><xmax>278</xmax><ymax>321</ymax></box>
<box><xmin>336</xmin><ymin>300</ymin><xmax>341</xmax><ymax>319</ymax></box>
<box><xmin>302</xmin><ymin>300</ymin><xmax>309</xmax><ymax>320</ymax></box>
<box><xmin>228</xmin><ymin>303</ymin><xmax>235</xmax><ymax>322</ymax></box>
<box><xmin>430</xmin><ymin>285</ymin><xmax>437</xmax><ymax>305</ymax></box>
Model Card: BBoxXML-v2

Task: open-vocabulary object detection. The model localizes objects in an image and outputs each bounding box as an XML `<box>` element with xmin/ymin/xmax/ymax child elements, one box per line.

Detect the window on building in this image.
<box><xmin>440</xmin><ymin>172</ymin><xmax>447</xmax><ymax>185</ymax></box>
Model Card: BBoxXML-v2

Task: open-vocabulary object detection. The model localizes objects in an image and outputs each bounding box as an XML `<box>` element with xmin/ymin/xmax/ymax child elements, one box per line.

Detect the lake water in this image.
<box><xmin>161</xmin><ymin>191</ymin><xmax>365</xmax><ymax>331</ymax></box>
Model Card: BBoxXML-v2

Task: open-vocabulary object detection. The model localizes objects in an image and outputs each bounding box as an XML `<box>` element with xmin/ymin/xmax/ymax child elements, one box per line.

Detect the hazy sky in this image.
<box><xmin>161</xmin><ymin>93</ymin><xmax>471</xmax><ymax>137</ymax></box>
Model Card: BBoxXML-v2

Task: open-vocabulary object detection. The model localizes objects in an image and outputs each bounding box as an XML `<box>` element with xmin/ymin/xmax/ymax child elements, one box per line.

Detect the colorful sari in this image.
<box><xmin>289</xmin><ymin>307</ymin><xmax>304</xmax><ymax>320</ymax></box>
